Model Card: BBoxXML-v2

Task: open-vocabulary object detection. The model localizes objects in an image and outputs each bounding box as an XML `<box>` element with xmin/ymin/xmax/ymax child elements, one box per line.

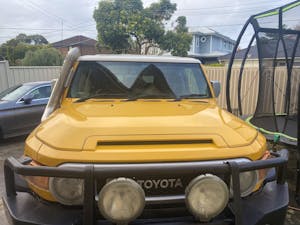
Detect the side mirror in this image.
<box><xmin>210</xmin><ymin>80</ymin><xmax>221</xmax><ymax>98</ymax></box>
<box><xmin>22</xmin><ymin>94</ymin><xmax>33</xmax><ymax>104</ymax></box>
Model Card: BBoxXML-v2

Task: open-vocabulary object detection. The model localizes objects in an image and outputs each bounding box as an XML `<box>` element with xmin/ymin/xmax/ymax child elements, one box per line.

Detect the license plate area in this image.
<box><xmin>96</xmin><ymin>173</ymin><xmax>226</xmax><ymax>197</ymax></box>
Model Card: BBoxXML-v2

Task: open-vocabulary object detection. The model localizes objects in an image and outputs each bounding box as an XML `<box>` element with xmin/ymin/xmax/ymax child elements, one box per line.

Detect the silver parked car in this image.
<box><xmin>0</xmin><ymin>81</ymin><xmax>51</xmax><ymax>139</ymax></box>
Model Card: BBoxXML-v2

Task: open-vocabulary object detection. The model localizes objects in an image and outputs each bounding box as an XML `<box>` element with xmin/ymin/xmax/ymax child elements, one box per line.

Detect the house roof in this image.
<box><xmin>51</xmin><ymin>35</ymin><xmax>97</xmax><ymax>48</ymax></box>
<box><xmin>189</xmin><ymin>27</ymin><xmax>216</xmax><ymax>35</ymax></box>
<box><xmin>220</xmin><ymin>37</ymin><xmax>300</xmax><ymax>61</ymax></box>
<box><xmin>189</xmin><ymin>27</ymin><xmax>236</xmax><ymax>44</ymax></box>
<box><xmin>188</xmin><ymin>51</ymin><xmax>231</xmax><ymax>58</ymax></box>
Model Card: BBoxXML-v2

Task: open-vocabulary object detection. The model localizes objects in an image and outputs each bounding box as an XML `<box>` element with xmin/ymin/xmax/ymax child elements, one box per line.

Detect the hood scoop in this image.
<box><xmin>97</xmin><ymin>139</ymin><xmax>213</xmax><ymax>146</ymax></box>
<box><xmin>82</xmin><ymin>134</ymin><xmax>227</xmax><ymax>151</ymax></box>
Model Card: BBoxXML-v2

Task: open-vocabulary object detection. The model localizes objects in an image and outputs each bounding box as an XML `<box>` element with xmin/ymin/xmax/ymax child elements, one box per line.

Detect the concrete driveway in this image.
<box><xmin>0</xmin><ymin>136</ymin><xmax>300</xmax><ymax>225</ymax></box>
<box><xmin>0</xmin><ymin>136</ymin><xmax>25</xmax><ymax>225</ymax></box>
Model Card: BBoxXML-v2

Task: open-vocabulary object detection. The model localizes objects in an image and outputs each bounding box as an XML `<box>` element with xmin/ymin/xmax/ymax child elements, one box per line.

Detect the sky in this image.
<box><xmin>0</xmin><ymin>0</ymin><xmax>296</xmax><ymax>46</ymax></box>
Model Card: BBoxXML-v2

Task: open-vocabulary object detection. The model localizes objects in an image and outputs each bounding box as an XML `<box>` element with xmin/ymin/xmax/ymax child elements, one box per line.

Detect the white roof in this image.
<box><xmin>78</xmin><ymin>54</ymin><xmax>201</xmax><ymax>64</ymax></box>
<box><xmin>188</xmin><ymin>51</ymin><xmax>231</xmax><ymax>58</ymax></box>
<box><xmin>188</xmin><ymin>27</ymin><xmax>216</xmax><ymax>34</ymax></box>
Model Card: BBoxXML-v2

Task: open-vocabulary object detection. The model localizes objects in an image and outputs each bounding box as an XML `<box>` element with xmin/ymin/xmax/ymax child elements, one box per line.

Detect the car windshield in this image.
<box><xmin>0</xmin><ymin>84</ymin><xmax>33</xmax><ymax>101</ymax></box>
<box><xmin>68</xmin><ymin>61</ymin><xmax>211</xmax><ymax>101</ymax></box>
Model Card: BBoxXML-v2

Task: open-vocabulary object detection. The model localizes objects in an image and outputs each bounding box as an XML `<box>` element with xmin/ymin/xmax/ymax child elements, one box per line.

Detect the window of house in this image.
<box><xmin>196</xmin><ymin>36</ymin><xmax>200</xmax><ymax>47</ymax></box>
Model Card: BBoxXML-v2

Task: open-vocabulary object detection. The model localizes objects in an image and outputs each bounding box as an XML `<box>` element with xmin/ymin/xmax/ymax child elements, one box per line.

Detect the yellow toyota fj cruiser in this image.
<box><xmin>3</xmin><ymin>48</ymin><xmax>288</xmax><ymax>225</ymax></box>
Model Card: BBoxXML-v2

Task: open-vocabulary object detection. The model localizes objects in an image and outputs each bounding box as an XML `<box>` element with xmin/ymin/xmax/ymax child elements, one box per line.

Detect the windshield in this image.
<box><xmin>68</xmin><ymin>61</ymin><xmax>211</xmax><ymax>100</ymax></box>
<box><xmin>0</xmin><ymin>84</ymin><xmax>33</xmax><ymax>101</ymax></box>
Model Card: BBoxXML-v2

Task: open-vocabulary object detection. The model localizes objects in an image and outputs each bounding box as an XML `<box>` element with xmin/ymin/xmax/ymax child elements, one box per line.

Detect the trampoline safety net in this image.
<box><xmin>226</xmin><ymin>1</ymin><xmax>300</xmax><ymax>145</ymax></box>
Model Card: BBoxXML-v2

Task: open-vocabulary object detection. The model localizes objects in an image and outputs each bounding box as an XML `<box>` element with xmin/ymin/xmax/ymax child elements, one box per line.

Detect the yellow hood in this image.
<box><xmin>27</xmin><ymin>100</ymin><xmax>266</xmax><ymax>165</ymax></box>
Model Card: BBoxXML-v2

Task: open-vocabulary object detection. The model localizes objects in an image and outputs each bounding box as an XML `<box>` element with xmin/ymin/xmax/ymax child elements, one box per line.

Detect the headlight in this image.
<box><xmin>234</xmin><ymin>170</ymin><xmax>259</xmax><ymax>197</ymax></box>
<box><xmin>49</xmin><ymin>177</ymin><xmax>84</xmax><ymax>205</ymax></box>
<box><xmin>98</xmin><ymin>178</ymin><xmax>145</xmax><ymax>224</ymax></box>
<box><xmin>185</xmin><ymin>174</ymin><xmax>229</xmax><ymax>222</ymax></box>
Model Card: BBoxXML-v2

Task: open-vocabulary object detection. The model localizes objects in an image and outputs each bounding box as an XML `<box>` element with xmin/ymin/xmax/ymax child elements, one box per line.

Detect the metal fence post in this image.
<box><xmin>0</xmin><ymin>60</ymin><xmax>10</xmax><ymax>92</ymax></box>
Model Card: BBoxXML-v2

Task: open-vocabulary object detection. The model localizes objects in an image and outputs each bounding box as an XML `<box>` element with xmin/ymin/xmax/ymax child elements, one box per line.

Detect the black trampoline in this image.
<box><xmin>226</xmin><ymin>1</ymin><xmax>300</xmax><ymax>146</ymax></box>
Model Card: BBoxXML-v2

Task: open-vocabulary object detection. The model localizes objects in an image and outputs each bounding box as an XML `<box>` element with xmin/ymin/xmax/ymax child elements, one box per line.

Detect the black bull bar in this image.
<box><xmin>4</xmin><ymin>149</ymin><xmax>289</xmax><ymax>225</ymax></box>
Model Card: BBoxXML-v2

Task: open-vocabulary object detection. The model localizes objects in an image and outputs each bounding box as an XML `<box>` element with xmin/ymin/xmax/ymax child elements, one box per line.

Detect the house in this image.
<box><xmin>51</xmin><ymin>35</ymin><xmax>103</xmax><ymax>56</ymax></box>
<box><xmin>220</xmin><ymin>38</ymin><xmax>300</xmax><ymax>67</ymax></box>
<box><xmin>145</xmin><ymin>27</ymin><xmax>235</xmax><ymax>62</ymax></box>
<box><xmin>188</xmin><ymin>27</ymin><xmax>236</xmax><ymax>63</ymax></box>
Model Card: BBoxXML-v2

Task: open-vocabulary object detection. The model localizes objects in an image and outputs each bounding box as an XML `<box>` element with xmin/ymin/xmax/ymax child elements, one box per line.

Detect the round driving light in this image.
<box><xmin>185</xmin><ymin>174</ymin><xmax>229</xmax><ymax>222</ymax></box>
<box><xmin>232</xmin><ymin>170</ymin><xmax>258</xmax><ymax>197</ymax></box>
<box><xmin>98</xmin><ymin>178</ymin><xmax>145</xmax><ymax>224</ymax></box>
<box><xmin>49</xmin><ymin>177</ymin><xmax>84</xmax><ymax>205</ymax></box>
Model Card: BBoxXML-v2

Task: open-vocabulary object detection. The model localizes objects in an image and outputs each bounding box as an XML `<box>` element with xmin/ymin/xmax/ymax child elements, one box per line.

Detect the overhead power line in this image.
<box><xmin>171</xmin><ymin>0</ymin><xmax>291</xmax><ymax>11</ymax></box>
<box><xmin>21</xmin><ymin>0</ymin><xmax>74</xmax><ymax>29</ymax></box>
<box><xmin>0</xmin><ymin>18</ymin><xmax>298</xmax><ymax>32</ymax></box>
<box><xmin>6</xmin><ymin>0</ymin><xmax>295</xmax><ymax>32</ymax></box>
<box><xmin>1</xmin><ymin>0</ymin><xmax>297</xmax><ymax>43</ymax></box>
<box><xmin>0</xmin><ymin>27</ymin><xmax>61</xmax><ymax>31</ymax></box>
<box><xmin>0</xmin><ymin>27</ymin><xmax>96</xmax><ymax>32</ymax></box>
<box><xmin>147</xmin><ymin>2</ymin><xmax>294</xmax><ymax>16</ymax></box>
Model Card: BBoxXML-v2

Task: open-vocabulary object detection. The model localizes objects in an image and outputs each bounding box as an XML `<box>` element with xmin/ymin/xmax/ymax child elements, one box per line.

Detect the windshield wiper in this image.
<box><xmin>124</xmin><ymin>93</ymin><xmax>175</xmax><ymax>101</ymax></box>
<box><xmin>74</xmin><ymin>93</ymin><xmax>125</xmax><ymax>103</ymax></box>
<box><xmin>174</xmin><ymin>94</ymin><xmax>209</xmax><ymax>101</ymax></box>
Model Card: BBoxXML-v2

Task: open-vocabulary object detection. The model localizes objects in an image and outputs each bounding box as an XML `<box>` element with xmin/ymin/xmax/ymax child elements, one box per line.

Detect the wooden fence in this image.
<box><xmin>206</xmin><ymin>66</ymin><xmax>299</xmax><ymax>115</ymax></box>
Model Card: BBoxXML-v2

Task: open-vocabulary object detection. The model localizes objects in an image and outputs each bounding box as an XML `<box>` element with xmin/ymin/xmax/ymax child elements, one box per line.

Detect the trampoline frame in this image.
<box><xmin>245</xmin><ymin>114</ymin><xmax>297</xmax><ymax>143</ymax></box>
<box><xmin>226</xmin><ymin>0</ymin><xmax>300</xmax><ymax>144</ymax></box>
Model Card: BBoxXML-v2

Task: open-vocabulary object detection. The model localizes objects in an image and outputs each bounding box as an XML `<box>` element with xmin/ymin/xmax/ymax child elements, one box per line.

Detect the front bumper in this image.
<box><xmin>3</xmin><ymin>181</ymin><xmax>288</xmax><ymax>225</ymax></box>
<box><xmin>3</xmin><ymin>150</ymin><xmax>289</xmax><ymax>225</ymax></box>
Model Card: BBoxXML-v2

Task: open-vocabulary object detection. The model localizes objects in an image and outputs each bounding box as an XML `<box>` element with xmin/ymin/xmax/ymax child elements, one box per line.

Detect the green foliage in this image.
<box><xmin>145</xmin><ymin>0</ymin><xmax>176</xmax><ymax>21</ymax></box>
<box><xmin>0</xmin><ymin>34</ymin><xmax>49</xmax><ymax>65</ymax></box>
<box><xmin>174</xmin><ymin>16</ymin><xmax>188</xmax><ymax>33</ymax></box>
<box><xmin>93</xmin><ymin>0</ymin><xmax>130</xmax><ymax>53</ymax></box>
<box><xmin>26</xmin><ymin>34</ymin><xmax>48</xmax><ymax>45</ymax></box>
<box><xmin>93</xmin><ymin>0</ymin><xmax>177</xmax><ymax>54</ymax></box>
<box><xmin>6</xmin><ymin>33</ymin><xmax>48</xmax><ymax>46</ymax></box>
<box><xmin>159</xmin><ymin>16</ymin><xmax>192</xmax><ymax>57</ymax></box>
<box><xmin>22</xmin><ymin>48</ymin><xmax>63</xmax><ymax>66</ymax></box>
<box><xmin>0</xmin><ymin>42</ymin><xmax>40</xmax><ymax>65</ymax></box>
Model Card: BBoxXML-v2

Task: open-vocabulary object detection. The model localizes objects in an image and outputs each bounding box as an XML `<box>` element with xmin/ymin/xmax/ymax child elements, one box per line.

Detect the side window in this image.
<box><xmin>184</xmin><ymin>69</ymin><xmax>200</xmax><ymax>93</ymax></box>
<box><xmin>184</xmin><ymin>68</ymin><xmax>209</xmax><ymax>96</ymax></box>
<box><xmin>29</xmin><ymin>86</ymin><xmax>51</xmax><ymax>100</ymax></box>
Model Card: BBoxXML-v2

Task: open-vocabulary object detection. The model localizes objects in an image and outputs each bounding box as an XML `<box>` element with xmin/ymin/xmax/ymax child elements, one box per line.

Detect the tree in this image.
<box><xmin>159</xmin><ymin>16</ymin><xmax>192</xmax><ymax>56</ymax></box>
<box><xmin>93</xmin><ymin>0</ymin><xmax>131</xmax><ymax>53</ymax></box>
<box><xmin>0</xmin><ymin>42</ymin><xmax>40</xmax><ymax>65</ymax></box>
<box><xmin>0</xmin><ymin>34</ymin><xmax>49</xmax><ymax>65</ymax></box>
<box><xmin>25</xmin><ymin>34</ymin><xmax>48</xmax><ymax>45</ymax></box>
<box><xmin>146</xmin><ymin>0</ymin><xmax>176</xmax><ymax>21</ymax></box>
<box><xmin>93</xmin><ymin>0</ymin><xmax>177</xmax><ymax>54</ymax></box>
<box><xmin>7</xmin><ymin>33</ymin><xmax>48</xmax><ymax>46</ymax></box>
<box><xmin>22</xmin><ymin>48</ymin><xmax>63</xmax><ymax>66</ymax></box>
